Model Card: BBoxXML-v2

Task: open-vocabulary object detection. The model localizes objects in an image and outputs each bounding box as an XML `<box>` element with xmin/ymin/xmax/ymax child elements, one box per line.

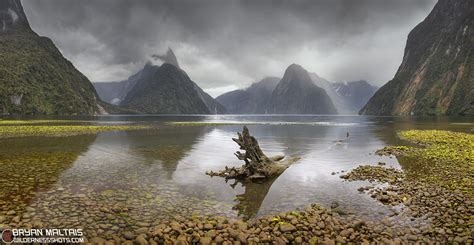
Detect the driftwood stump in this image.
<box><xmin>206</xmin><ymin>126</ymin><xmax>299</xmax><ymax>181</ymax></box>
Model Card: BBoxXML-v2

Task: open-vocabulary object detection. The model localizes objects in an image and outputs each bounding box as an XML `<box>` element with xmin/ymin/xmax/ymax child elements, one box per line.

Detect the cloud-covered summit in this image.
<box><xmin>152</xmin><ymin>48</ymin><xmax>180</xmax><ymax>69</ymax></box>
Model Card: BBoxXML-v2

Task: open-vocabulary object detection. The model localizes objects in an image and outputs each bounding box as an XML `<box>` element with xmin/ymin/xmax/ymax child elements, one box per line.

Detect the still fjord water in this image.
<box><xmin>0</xmin><ymin>115</ymin><xmax>472</xmax><ymax>237</ymax></box>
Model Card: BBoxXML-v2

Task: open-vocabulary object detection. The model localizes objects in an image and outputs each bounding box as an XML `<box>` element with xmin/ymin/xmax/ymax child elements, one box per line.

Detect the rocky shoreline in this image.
<box><xmin>81</xmin><ymin>186</ymin><xmax>471</xmax><ymax>244</ymax></box>
<box><xmin>341</xmin><ymin>165</ymin><xmax>473</xmax><ymax>244</ymax></box>
<box><xmin>79</xmin><ymin>131</ymin><xmax>472</xmax><ymax>244</ymax></box>
<box><xmin>83</xmin><ymin>203</ymin><xmax>440</xmax><ymax>244</ymax></box>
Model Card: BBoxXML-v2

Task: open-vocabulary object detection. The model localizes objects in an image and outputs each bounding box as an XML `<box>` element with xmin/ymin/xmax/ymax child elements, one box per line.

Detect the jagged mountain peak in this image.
<box><xmin>152</xmin><ymin>47</ymin><xmax>180</xmax><ymax>68</ymax></box>
<box><xmin>113</xmin><ymin>56</ymin><xmax>225</xmax><ymax>114</ymax></box>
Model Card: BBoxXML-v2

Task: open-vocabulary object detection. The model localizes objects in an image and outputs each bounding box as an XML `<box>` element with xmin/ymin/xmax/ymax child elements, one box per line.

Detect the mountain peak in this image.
<box><xmin>281</xmin><ymin>63</ymin><xmax>315</xmax><ymax>89</ymax></box>
<box><xmin>152</xmin><ymin>48</ymin><xmax>180</xmax><ymax>68</ymax></box>
<box><xmin>119</xmin><ymin>56</ymin><xmax>225</xmax><ymax>114</ymax></box>
<box><xmin>286</xmin><ymin>63</ymin><xmax>305</xmax><ymax>72</ymax></box>
<box><xmin>0</xmin><ymin>0</ymin><xmax>31</xmax><ymax>34</ymax></box>
<box><xmin>269</xmin><ymin>64</ymin><xmax>337</xmax><ymax>114</ymax></box>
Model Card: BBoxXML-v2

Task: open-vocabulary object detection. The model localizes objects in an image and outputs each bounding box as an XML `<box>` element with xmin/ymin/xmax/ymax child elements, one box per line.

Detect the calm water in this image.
<box><xmin>0</xmin><ymin>115</ymin><xmax>472</xmax><ymax>237</ymax></box>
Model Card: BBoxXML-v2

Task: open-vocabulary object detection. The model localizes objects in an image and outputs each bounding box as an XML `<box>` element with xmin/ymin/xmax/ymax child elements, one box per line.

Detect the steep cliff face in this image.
<box><xmin>120</xmin><ymin>63</ymin><xmax>226</xmax><ymax>114</ymax></box>
<box><xmin>216</xmin><ymin>77</ymin><xmax>280</xmax><ymax>114</ymax></box>
<box><xmin>269</xmin><ymin>64</ymin><xmax>337</xmax><ymax>114</ymax></box>
<box><xmin>0</xmin><ymin>0</ymin><xmax>102</xmax><ymax>115</ymax></box>
<box><xmin>360</xmin><ymin>0</ymin><xmax>473</xmax><ymax>115</ymax></box>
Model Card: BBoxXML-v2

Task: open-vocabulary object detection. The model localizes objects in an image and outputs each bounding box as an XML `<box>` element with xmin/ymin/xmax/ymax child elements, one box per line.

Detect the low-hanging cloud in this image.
<box><xmin>151</xmin><ymin>48</ymin><xmax>180</xmax><ymax>68</ymax></box>
<box><xmin>22</xmin><ymin>0</ymin><xmax>436</xmax><ymax>97</ymax></box>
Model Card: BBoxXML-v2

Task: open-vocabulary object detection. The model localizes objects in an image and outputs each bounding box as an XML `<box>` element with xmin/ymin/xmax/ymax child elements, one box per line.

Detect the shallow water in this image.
<box><xmin>0</xmin><ymin>115</ymin><xmax>472</xmax><ymax>237</ymax></box>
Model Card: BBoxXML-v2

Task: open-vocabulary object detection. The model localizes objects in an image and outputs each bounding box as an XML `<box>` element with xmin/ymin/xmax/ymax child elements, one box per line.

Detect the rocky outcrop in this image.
<box><xmin>269</xmin><ymin>64</ymin><xmax>337</xmax><ymax>114</ymax></box>
<box><xmin>360</xmin><ymin>0</ymin><xmax>473</xmax><ymax>115</ymax></box>
<box><xmin>0</xmin><ymin>0</ymin><xmax>103</xmax><ymax>115</ymax></box>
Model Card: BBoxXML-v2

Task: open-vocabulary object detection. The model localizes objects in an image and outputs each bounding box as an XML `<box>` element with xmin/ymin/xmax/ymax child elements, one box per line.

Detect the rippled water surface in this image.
<box><xmin>0</xmin><ymin>115</ymin><xmax>472</xmax><ymax>237</ymax></box>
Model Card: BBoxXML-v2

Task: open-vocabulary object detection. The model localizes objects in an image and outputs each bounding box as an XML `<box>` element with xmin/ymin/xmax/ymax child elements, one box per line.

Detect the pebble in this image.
<box><xmin>136</xmin><ymin>227</ymin><xmax>148</xmax><ymax>234</ymax></box>
<box><xmin>123</xmin><ymin>231</ymin><xmax>136</xmax><ymax>240</ymax></box>
<box><xmin>135</xmin><ymin>234</ymin><xmax>148</xmax><ymax>245</ymax></box>
<box><xmin>279</xmin><ymin>223</ymin><xmax>296</xmax><ymax>232</ymax></box>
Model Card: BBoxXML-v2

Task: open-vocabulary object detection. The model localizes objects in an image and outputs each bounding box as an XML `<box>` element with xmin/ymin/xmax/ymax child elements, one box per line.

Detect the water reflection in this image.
<box><xmin>172</xmin><ymin>124</ymin><xmax>398</xmax><ymax>219</ymax></box>
<box><xmin>0</xmin><ymin>115</ymin><xmax>472</xmax><ymax>237</ymax></box>
<box><xmin>231</xmin><ymin>178</ymin><xmax>279</xmax><ymax>219</ymax></box>
<box><xmin>125</xmin><ymin>127</ymin><xmax>211</xmax><ymax>178</ymax></box>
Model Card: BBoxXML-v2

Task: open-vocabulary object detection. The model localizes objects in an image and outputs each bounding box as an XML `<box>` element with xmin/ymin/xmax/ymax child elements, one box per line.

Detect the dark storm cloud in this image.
<box><xmin>22</xmin><ymin>0</ymin><xmax>436</xmax><ymax>96</ymax></box>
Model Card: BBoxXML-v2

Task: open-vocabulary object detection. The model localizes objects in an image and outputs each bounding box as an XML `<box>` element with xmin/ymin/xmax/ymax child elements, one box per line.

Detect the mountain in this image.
<box><xmin>120</xmin><ymin>62</ymin><xmax>226</xmax><ymax>114</ymax></box>
<box><xmin>310</xmin><ymin>73</ymin><xmax>377</xmax><ymax>114</ymax></box>
<box><xmin>0</xmin><ymin>0</ymin><xmax>103</xmax><ymax>115</ymax></box>
<box><xmin>331</xmin><ymin>80</ymin><xmax>378</xmax><ymax>113</ymax></box>
<box><xmin>269</xmin><ymin>64</ymin><xmax>337</xmax><ymax>114</ymax></box>
<box><xmin>93</xmin><ymin>64</ymin><xmax>151</xmax><ymax>105</ymax></box>
<box><xmin>94</xmin><ymin>48</ymin><xmax>225</xmax><ymax>114</ymax></box>
<box><xmin>360</xmin><ymin>0</ymin><xmax>473</xmax><ymax>115</ymax></box>
<box><xmin>217</xmin><ymin>70</ymin><xmax>376</xmax><ymax>114</ymax></box>
<box><xmin>216</xmin><ymin>77</ymin><xmax>280</xmax><ymax>114</ymax></box>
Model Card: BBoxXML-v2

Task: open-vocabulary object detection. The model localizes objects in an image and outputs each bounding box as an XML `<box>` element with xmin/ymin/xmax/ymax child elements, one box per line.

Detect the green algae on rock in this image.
<box><xmin>341</xmin><ymin>165</ymin><xmax>405</xmax><ymax>184</ymax></box>
<box><xmin>0</xmin><ymin>125</ymin><xmax>151</xmax><ymax>138</ymax></box>
<box><xmin>375</xmin><ymin>146</ymin><xmax>410</xmax><ymax>156</ymax></box>
<box><xmin>392</xmin><ymin>130</ymin><xmax>472</xmax><ymax>196</ymax></box>
<box><xmin>0</xmin><ymin>120</ymin><xmax>91</xmax><ymax>125</ymax></box>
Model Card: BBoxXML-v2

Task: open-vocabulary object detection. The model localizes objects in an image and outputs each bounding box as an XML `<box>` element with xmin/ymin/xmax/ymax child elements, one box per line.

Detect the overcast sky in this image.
<box><xmin>22</xmin><ymin>0</ymin><xmax>436</xmax><ymax>97</ymax></box>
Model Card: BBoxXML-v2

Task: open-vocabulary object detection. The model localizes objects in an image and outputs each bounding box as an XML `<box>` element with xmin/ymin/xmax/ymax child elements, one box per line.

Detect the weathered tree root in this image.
<box><xmin>206</xmin><ymin>126</ymin><xmax>299</xmax><ymax>181</ymax></box>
